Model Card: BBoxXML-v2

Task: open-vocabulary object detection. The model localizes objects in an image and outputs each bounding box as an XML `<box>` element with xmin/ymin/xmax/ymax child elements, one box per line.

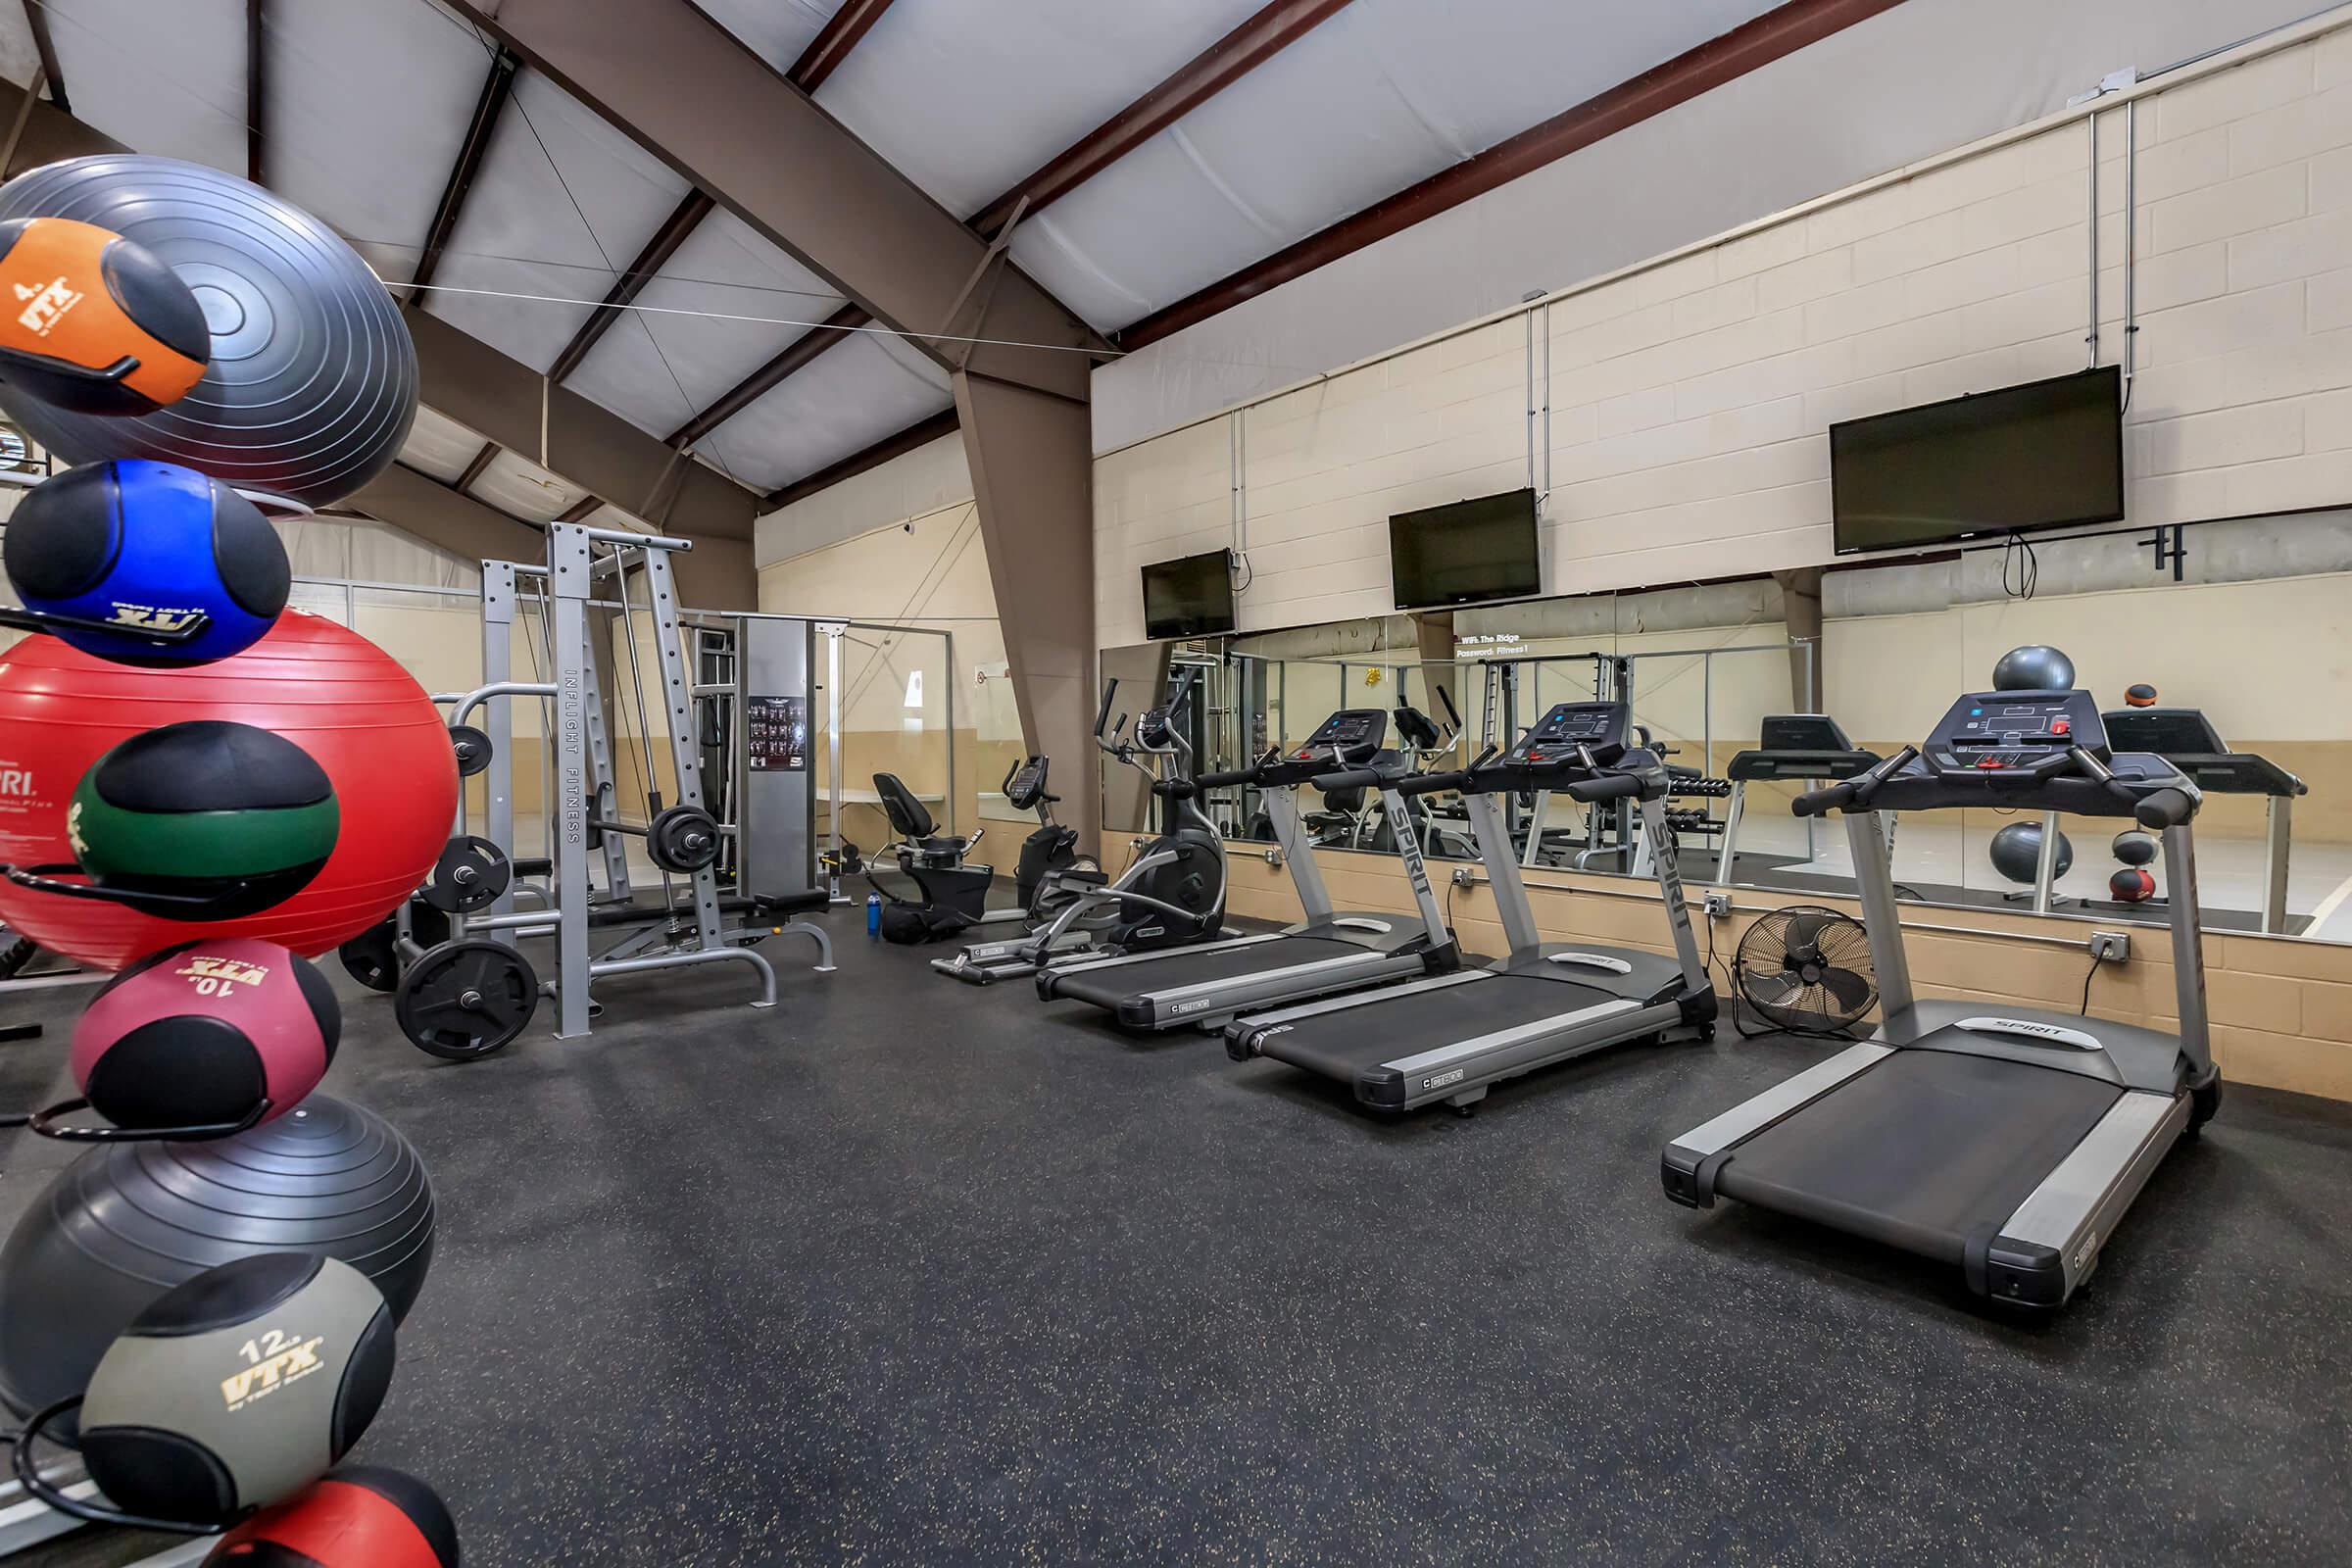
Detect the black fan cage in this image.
<box><xmin>1736</xmin><ymin>904</ymin><xmax>1877</xmax><ymax>1032</ymax></box>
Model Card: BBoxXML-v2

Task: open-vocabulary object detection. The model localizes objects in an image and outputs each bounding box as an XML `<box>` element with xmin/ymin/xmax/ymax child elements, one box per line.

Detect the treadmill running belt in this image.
<box><xmin>1255</xmin><ymin>972</ymin><xmax>1616</xmax><ymax>1089</ymax></box>
<box><xmin>1714</xmin><ymin>1048</ymin><xmax>2123</xmax><ymax>1263</ymax></box>
<box><xmin>1047</xmin><ymin>934</ymin><xmax>1368</xmax><ymax>1009</ymax></box>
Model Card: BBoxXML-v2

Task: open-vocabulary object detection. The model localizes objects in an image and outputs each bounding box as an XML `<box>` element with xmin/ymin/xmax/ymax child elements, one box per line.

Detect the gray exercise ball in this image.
<box><xmin>0</xmin><ymin>156</ymin><xmax>416</xmax><ymax>510</ymax></box>
<box><xmin>2112</xmin><ymin>830</ymin><xmax>2159</xmax><ymax>867</ymax></box>
<box><xmin>0</xmin><ymin>1095</ymin><xmax>433</xmax><ymax>1432</ymax></box>
<box><xmin>1991</xmin><ymin>644</ymin><xmax>2076</xmax><ymax>691</ymax></box>
<box><xmin>1989</xmin><ymin>819</ymin><xmax>2074</xmax><ymax>886</ymax></box>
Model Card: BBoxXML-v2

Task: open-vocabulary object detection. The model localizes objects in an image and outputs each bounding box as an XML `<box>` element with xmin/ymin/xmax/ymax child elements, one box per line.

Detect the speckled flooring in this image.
<box><xmin>4</xmin><ymin>909</ymin><xmax>2351</xmax><ymax>1566</ymax></box>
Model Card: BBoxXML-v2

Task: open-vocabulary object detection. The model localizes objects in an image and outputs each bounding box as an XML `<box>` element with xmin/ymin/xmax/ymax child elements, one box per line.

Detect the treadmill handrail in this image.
<box><xmin>1793</xmin><ymin>745</ymin><xmax>1917</xmax><ymax>816</ymax></box>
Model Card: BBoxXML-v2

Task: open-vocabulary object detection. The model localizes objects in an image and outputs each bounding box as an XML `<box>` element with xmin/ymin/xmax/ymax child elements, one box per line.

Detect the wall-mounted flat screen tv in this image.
<box><xmin>1831</xmin><ymin>366</ymin><xmax>2125</xmax><ymax>554</ymax></box>
<box><xmin>1142</xmin><ymin>549</ymin><xmax>1236</xmax><ymax>640</ymax></box>
<box><xmin>1390</xmin><ymin>487</ymin><xmax>1541</xmax><ymax>610</ymax></box>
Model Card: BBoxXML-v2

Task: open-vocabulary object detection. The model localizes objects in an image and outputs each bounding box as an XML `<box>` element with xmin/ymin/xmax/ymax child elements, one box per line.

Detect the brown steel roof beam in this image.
<box><xmin>668</xmin><ymin>302</ymin><xmax>870</xmax><ymax>450</ymax></box>
<box><xmin>1115</xmin><ymin>0</ymin><xmax>1908</xmax><ymax>349</ymax></box>
<box><xmin>763</xmin><ymin>407</ymin><xmax>957</xmax><ymax>510</ymax></box>
<box><xmin>788</xmin><ymin>0</ymin><xmax>899</xmax><ymax>91</ymax></box>
<box><xmin>544</xmin><ymin>1</ymin><xmax>893</xmax><ymax>388</ymax></box>
<box><xmin>970</xmin><ymin>0</ymin><xmax>1354</xmax><ymax>238</ymax></box>
<box><xmin>410</xmin><ymin>43</ymin><xmax>520</xmax><ymax>296</ymax></box>
<box><xmin>246</xmin><ymin>0</ymin><xmax>266</xmax><ymax>186</ymax></box>
<box><xmin>545</xmin><ymin>189</ymin><xmax>714</xmax><ymax>383</ymax></box>
<box><xmin>22</xmin><ymin>1</ymin><xmax>67</xmax><ymax>115</ymax></box>
<box><xmin>455</xmin><ymin>439</ymin><xmax>500</xmax><ymax>493</ymax></box>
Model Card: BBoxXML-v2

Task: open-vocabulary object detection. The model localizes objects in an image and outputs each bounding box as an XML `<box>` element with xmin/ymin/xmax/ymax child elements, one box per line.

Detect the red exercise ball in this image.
<box><xmin>2110</xmin><ymin>867</ymin><xmax>2157</xmax><ymax>903</ymax></box>
<box><xmin>0</xmin><ymin>611</ymin><xmax>456</xmax><ymax>968</ymax></box>
<box><xmin>72</xmin><ymin>938</ymin><xmax>339</xmax><ymax>1133</ymax></box>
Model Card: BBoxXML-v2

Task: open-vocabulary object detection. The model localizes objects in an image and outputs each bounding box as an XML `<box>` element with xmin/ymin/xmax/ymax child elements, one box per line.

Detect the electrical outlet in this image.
<box><xmin>2089</xmin><ymin>931</ymin><xmax>2131</xmax><ymax>962</ymax></box>
<box><xmin>1451</xmin><ymin>865</ymin><xmax>1476</xmax><ymax>889</ymax></box>
<box><xmin>1702</xmin><ymin>891</ymin><xmax>1732</xmax><ymax>919</ymax></box>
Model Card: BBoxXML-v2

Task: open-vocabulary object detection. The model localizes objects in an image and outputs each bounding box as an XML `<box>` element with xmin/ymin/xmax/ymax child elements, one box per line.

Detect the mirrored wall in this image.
<box><xmin>1127</xmin><ymin>509</ymin><xmax>2352</xmax><ymax>944</ymax></box>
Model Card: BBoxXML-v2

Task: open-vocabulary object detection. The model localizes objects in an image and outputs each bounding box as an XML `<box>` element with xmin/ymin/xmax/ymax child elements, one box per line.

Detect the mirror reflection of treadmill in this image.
<box><xmin>2102</xmin><ymin>707</ymin><xmax>2308</xmax><ymax>935</ymax></box>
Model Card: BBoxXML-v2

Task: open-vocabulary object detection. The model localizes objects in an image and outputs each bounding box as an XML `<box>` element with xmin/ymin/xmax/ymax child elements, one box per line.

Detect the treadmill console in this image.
<box><xmin>2102</xmin><ymin>707</ymin><xmax>2228</xmax><ymax>757</ymax></box>
<box><xmin>1758</xmin><ymin>714</ymin><xmax>1857</xmax><ymax>753</ymax></box>
<box><xmin>1924</xmin><ymin>690</ymin><xmax>2108</xmax><ymax>779</ymax></box>
<box><xmin>1509</xmin><ymin>702</ymin><xmax>1631</xmax><ymax>766</ymax></box>
<box><xmin>1263</xmin><ymin>709</ymin><xmax>1389</xmax><ymax>785</ymax></box>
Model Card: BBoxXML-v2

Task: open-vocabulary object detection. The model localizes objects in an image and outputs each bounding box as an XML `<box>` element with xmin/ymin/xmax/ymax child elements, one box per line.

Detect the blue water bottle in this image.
<box><xmin>866</xmin><ymin>890</ymin><xmax>882</xmax><ymax>940</ymax></box>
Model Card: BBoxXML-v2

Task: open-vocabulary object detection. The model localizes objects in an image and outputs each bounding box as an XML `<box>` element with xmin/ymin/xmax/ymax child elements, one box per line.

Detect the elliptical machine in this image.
<box><xmin>934</xmin><ymin>667</ymin><xmax>1227</xmax><ymax>984</ymax></box>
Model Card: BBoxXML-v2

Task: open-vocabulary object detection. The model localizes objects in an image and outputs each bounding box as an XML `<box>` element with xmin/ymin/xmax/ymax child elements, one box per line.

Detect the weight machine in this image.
<box><xmin>365</xmin><ymin>522</ymin><xmax>834</xmax><ymax>1056</ymax></box>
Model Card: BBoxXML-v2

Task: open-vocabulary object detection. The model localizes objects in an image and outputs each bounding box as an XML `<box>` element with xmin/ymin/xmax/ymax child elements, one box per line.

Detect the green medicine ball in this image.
<box><xmin>69</xmin><ymin>721</ymin><xmax>339</xmax><ymax>920</ymax></box>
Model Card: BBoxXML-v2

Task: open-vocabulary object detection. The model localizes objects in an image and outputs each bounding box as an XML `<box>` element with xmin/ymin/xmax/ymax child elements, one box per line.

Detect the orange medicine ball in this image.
<box><xmin>0</xmin><ymin>216</ymin><xmax>208</xmax><ymax>415</ymax></box>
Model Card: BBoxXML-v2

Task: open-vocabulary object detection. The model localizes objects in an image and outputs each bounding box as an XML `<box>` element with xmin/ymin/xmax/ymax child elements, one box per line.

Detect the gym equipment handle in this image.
<box><xmin>1793</xmin><ymin>745</ymin><xmax>1917</xmax><ymax>816</ymax></box>
<box><xmin>1397</xmin><ymin>769</ymin><xmax>1473</xmax><ymax>798</ymax></box>
<box><xmin>1197</xmin><ymin>767</ymin><xmax>1257</xmax><ymax>789</ymax></box>
<box><xmin>1565</xmin><ymin>773</ymin><xmax>1643</xmax><ymax>803</ymax></box>
<box><xmin>2133</xmin><ymin>787</ymin><xmax>2197</xmax><ymax>830</ymax></box>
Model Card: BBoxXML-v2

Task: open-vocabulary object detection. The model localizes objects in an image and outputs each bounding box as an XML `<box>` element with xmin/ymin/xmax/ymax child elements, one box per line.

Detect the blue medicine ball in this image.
<box><xmin>2</xmin><ymin>459</ymin><xmax>287</xmax><ymax>665</ymax></box>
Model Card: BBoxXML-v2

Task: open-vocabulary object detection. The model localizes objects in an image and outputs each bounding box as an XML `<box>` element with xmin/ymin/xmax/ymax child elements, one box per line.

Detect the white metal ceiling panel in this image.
<box><xmin>43</xmin><ymin>0</ymin><xmax>245</xmax><ymax>175</ymax></box>
<box><xmin>472</xmin><ymin>447</ymin><xmax>587</xmax><ymax>523</ymax></box>
<box><xmin>262</xmin><ymin>0</ymin><xmax>488</xmax><ymax>285</ymax></box>
<box><xmin>566</xmin><ymin>207</ymin><xmax>845</xmax><ymax>457</ymax></box>
<box><xmin>815</xmin><ymin>0</ymin><xmax>1267</xmax><ymax>220</ymax></box>
<box><xmin>695</xmin><ymin>0</ymin><xmax>848</xmax><ymax>72</ymax></box>
<box><xmin>697</xmin><ymin>330</ymin><xmax>951</xmax><ymax>493</ymax></box>
<box><xmin>1009</xmin><ymin>0</ymin><xmax>1783</xmax><ymax>327</ymax></box>
<box><xmin>424</xmin><ymin>70</ymin><xmax>691</xmax><ymax>372</ymax></box>
<box><xmin>0</xmin><ymin>8</ymin><xmax>40</xmax><ymax>88</ymax></box>
<box><xmin>397</xmin><ymin>404</ymin><xmax>488</xmax><ymax>484</ymax></box>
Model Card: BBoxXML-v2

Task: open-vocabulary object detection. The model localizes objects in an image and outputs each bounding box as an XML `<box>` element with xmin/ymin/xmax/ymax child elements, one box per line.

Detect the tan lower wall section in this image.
<box><xmin>1221</xmin><ymin>846</ymin><xmax>2352</xmax><ymax>1102</ymax></box>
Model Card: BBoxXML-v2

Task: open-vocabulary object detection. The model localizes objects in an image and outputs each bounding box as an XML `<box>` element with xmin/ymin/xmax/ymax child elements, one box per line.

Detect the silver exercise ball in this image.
<box><xmin>1991</xmin><ymin>644</ymin><xmax>2076</xmax><ymax>692</ymax></box>
<box><xmin>1989</xmin><ymin>820</ymin><xmax>2073</xmax><ymax>886</ymax></box>
<box><xmin>0</xmin><ymin>156</ymin><xmax>416</xmax><ymax>510</ymax></box>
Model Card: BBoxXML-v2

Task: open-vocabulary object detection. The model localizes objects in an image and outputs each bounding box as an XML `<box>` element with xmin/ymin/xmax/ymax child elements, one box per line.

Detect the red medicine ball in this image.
<box><xmin>2110</xmin><ymin>867</ymin><xmax>2158</xmax><ymax>903</ymax></box>
<box><xmin>72</xmin><ymin>937</ymin><xmax>338</xmax><ymax>1131</ymax></box>
<box><xmin>206</xmin><ymin>1465</ymin><xmax>460</xmax><ymax>1567</ymax></box>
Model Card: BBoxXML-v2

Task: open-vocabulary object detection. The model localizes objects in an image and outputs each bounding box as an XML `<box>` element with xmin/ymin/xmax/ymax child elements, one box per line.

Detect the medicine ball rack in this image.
<box><xmin>372</xmin><ymin>522</ymin><xmax>835</xmax><ymax>1055</ymax></box>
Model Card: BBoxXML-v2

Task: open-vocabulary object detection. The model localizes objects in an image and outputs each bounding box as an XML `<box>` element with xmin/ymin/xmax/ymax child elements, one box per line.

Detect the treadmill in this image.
<box><xmin>1661</xmin><ymin>685</ymin><xmax>2219</xmax><ymax>1308</ymax></box>
<box><xmin>1226</xmin><ymin>700</ymin><xmax>1718</xmax><ymax>1113</ymax></box>
<box><xmin>1037</xmin><ymin>707</ymin><xmax>1459</xmax><ymax>1031</ymax></box>
<box><xmin>1714</xmin><ymin>713</ymin><xmax>1885</xmax><ymax>887</ymax></box>
<box><xmin>2103</xmin><ymin>705</ymin><xmax>2307</xmax><ymax>933</ymax></box>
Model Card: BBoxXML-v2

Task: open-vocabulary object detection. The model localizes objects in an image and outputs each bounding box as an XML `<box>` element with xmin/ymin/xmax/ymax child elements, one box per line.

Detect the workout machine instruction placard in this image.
<box><xmin>747</xmin><ymin>695</ymin><xmax>808</xmax><ymax>771</ymax></box>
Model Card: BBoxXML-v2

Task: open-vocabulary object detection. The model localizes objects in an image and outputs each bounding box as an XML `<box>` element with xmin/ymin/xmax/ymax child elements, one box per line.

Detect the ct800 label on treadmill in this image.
<box><xmin>1421</xmin><ymin>1068</ymin><xmax>1466</xmax><ymax>1090</ymax></box>
<box><xmin>1171</xmin><ymin>998</ymin><xmax>1216</xmax><ymax>1015</ymax></box>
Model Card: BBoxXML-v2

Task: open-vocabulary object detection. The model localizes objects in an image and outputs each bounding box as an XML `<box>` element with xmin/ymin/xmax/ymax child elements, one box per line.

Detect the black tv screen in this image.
<box><xmin>1390</xmin><ymin>488</ymin><xmax>1541</xmax><ymax>610</ymax></box>
<box><xmin>1832</xmin><ymin>367</ymin><xmax>2124</xmax><ymax>554</ymax></box>
<box><xmin>1142</xmin><ymin>550</ymin><xmax>1235</xmax><ymax>640</ymax></box>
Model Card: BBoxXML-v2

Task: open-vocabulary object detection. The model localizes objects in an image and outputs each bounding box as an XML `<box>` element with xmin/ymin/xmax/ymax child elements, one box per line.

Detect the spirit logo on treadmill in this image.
<box><xmin>1421</xmin><ymin>1068</ymin><xmax>1465</xmax><ymax>1090</ymax></box>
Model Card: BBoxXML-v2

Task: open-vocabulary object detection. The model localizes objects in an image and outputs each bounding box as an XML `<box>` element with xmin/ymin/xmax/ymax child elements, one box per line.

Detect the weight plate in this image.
<box><xmin>647</xmin><ymin>804</ymin><xmax>721</xmax><ymax>873</ymax></box>
<box><xmin>337</xmin><ymin>901</ymin><xmax>455</xmax><ymax>993</ymax></box>
<box><xmin>448</xmin><ymin>723</ymin><xmax>494</xmax><ymax>778</ymax></box>
<box><xmin>418</xmin><ymin>835</ymin><xmax>513</xmax><ymax>913</ymax></box>
<box><xmin>338</xmin><ymin>918</ymin><xmax>400</xmax><ymax>993</ymax></box>
<box><xmin>394</xmin><ymin>939</ymin><xmax>539</xmax><ymax>1060</ymax></box>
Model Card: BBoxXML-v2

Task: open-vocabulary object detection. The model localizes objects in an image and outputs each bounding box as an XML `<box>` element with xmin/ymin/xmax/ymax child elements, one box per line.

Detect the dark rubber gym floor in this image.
<box><xmin>5</xmin><ymin>909</ymin><xmax>2350</xmax><ymax>1565</ymax></box>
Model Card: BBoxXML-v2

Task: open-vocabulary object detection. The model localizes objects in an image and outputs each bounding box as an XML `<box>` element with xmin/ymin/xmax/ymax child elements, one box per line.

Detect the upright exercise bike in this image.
<box><xmin>934</xmin><ymin>668</ymin><xmax>1227</xmax><ymax>984</ymax></box>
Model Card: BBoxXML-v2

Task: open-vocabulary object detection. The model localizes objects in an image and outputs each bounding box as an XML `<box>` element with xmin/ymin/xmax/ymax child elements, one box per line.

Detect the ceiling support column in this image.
<box><xmin>953</xmin><ymin>370</ymin><xmax>1097</xmax><ymax>854</ymax></box>
<box><xmin>1774</xmin><ymin>566</ymin><xmax>1825</xmax><ymax>711</ymax></box>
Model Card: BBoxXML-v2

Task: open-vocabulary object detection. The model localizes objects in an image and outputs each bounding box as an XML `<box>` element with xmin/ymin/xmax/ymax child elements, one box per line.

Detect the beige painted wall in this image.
<box><xmin>1095</xmin><ymin>24</ymin><xmax>2352</xmax><ymax>646</ymax></box>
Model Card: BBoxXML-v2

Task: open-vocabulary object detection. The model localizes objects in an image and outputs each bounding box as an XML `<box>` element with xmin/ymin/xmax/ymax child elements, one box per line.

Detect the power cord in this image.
<box><xmin>2080</xmin><ymin>951</ymin><xmax>2102</xmax><ymax>1015</ymax></box>
<box><xmin>2001</xmin><ymin>528</ymin><xmax>2039</xmax><ymax>600</ymax></box>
